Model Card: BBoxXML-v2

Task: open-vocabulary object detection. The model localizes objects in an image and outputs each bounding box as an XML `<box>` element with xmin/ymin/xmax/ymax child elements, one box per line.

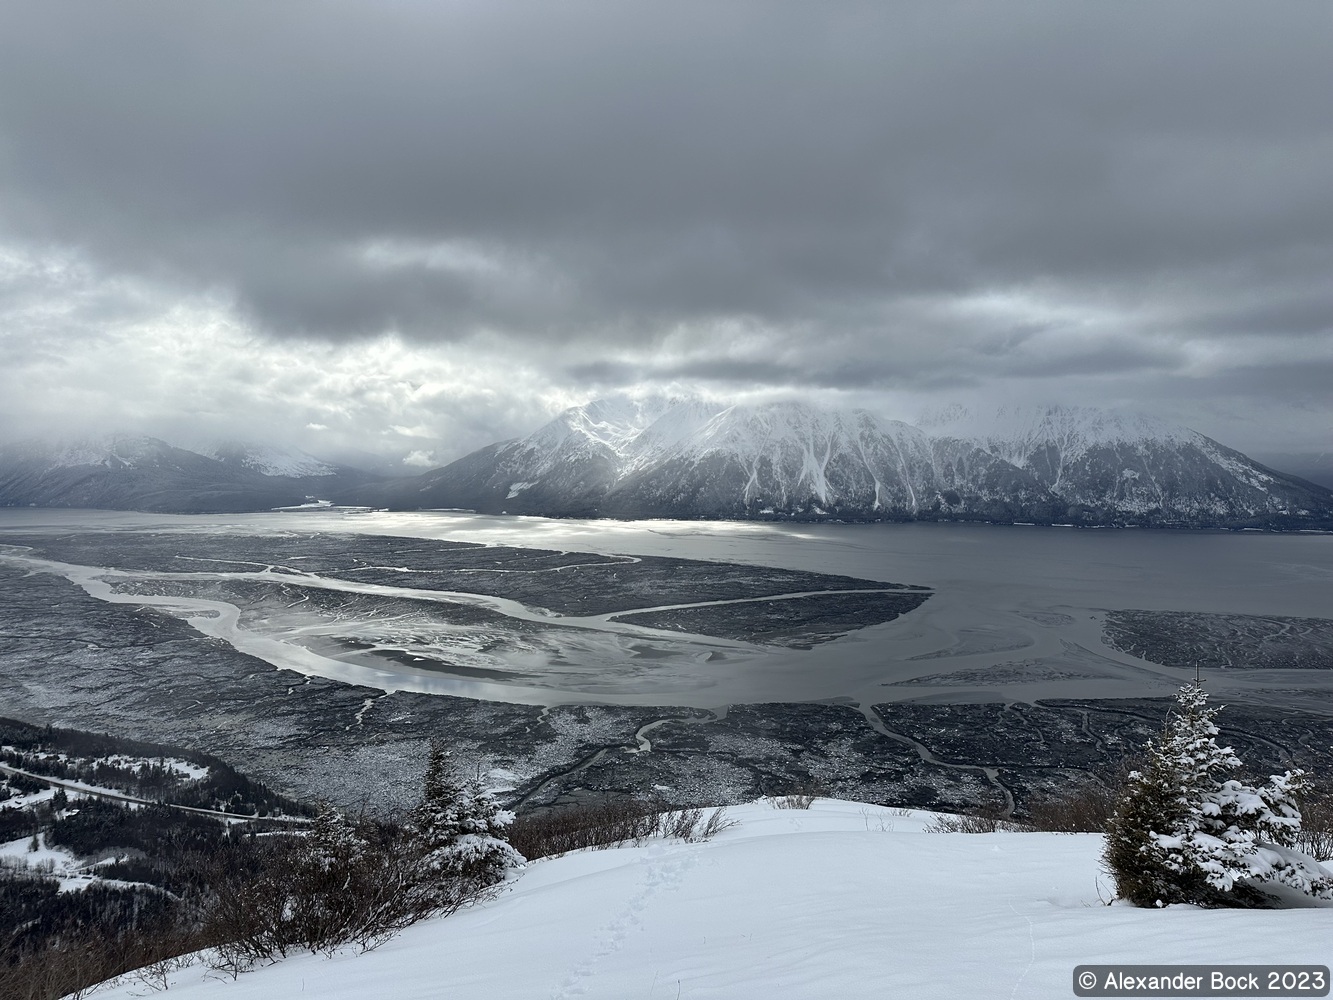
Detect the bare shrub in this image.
<box><xmin>0</xmin><ymin>927</ymin><xmax>205</xmax><ymax>1000</ymax></box>
<box><xmin>925</xmin><ymin>812</ymin><xmax>1004</xmax><ymax>834</ymax></box>
<box><xmin>696</xmin><ymin>807</ymin><xmax>736</xmax><ymax>841</ymax></box>
<box><xmin>771</xmin><ymin>780</ymin><xmax>825</xmax><ymax>810</ymax></box>
<box><xmin>508</xmin><ymin>800</ymin><xmax>735</xmax><ymax>859</ymax></box>
<box><xmin>664</xmin><ymin>806</ymin><xmax>702</xmax><ymax>839</ymax></box>
<box><xmin>1024</xmin><ymin>781</ymin><xmax>1120</xmax><ymax>833</ymax></box>
<box><xmin>507</xmin><ymin>799</ymin><xmax>665</xmax><ymax>860</ymax></box>
<box><xmin>924</xmin><ymin>800</ymin><xmax>1023</xmax><ymax>834</ymax></box>
<box><xmin>202</xmin><ymin>749</ymin><xmax>526</xmax><ymax>969</ymax></box>
<box><xmin>666</xmin><ymin>807</ymin><xmax>735</xmax><ymax>842</ymax></box>
<box><xmin>927</xmin><ymin>768</ymin><xmax>1130</xmax><ymax>836</ymax></box>
<box><xmin>131</xmin><ymin>952</ymin><xmax>198</xmax><ymax>993</ymax></box>
<box><xmin>1296</xmin><ymin>789</ymin><xmax>1333</xmax><ymax>861</ymax></box>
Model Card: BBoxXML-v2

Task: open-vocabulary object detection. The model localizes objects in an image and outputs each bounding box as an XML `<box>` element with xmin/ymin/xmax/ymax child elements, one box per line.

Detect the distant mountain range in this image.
<box><xmin>0</xmin><ymin>435</ymin><xmax>368</xmax><ymax>514</ymax></box>
<box><xmin>3</xmin><ymin>400</ymin><xmax>1331</xmax><ymax>528</ymax></box>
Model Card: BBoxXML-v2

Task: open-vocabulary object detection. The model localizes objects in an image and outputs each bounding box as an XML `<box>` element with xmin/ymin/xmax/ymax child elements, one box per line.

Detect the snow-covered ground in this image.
<box><xmin>0</xmin><ymin>831</ymin><xmax>79</xmax><ymax>872</ymax></box>
<box><xmin>2</xmin><ymin>748</ymin><xmax>210</xmax><ymax>782</ymax></box>
<box><xmin>0</xmin><ymin>831</ymin><xmax>89</xmax><ymax>891</ymax></box>
<box><xmin>88</xmin><ymin>800</ymin><xmax>1333</xmax><ymax>1000</ymax></box>
<box><xmin>0</xmin><ymin>785</ymin><xmax>56</xmax><ymax>811</ymax></box>
<box><xmin>1</xmin><ymin>832</ymin><xmax>162</xmax><ymax>894</ymax></box>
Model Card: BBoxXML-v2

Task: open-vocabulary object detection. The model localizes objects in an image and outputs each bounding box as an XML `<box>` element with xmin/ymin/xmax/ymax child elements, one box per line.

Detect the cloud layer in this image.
<box><xmin>1</xmin><ymin>2</ymin><xmax>1330</xmax><ymax>464</ymax></box>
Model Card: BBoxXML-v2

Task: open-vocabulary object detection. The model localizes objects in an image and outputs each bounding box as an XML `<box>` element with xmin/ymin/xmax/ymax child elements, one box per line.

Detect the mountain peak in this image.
<box><xmin>377</xmin><ymin>395</ymin><xmax>1333</xmax><ymax>527</ymax></box>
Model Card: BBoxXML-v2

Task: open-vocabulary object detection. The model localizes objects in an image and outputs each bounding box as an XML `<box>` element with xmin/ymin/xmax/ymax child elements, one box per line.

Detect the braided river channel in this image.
<box><xmin>1</xmin><ymin>508</ymin><xmax>1330</xmax><ymax>714</ymax></box>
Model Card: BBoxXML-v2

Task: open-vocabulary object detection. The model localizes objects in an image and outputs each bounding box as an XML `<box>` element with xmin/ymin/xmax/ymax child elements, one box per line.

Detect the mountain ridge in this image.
<box><xmin>349</xmin><ymin>397</ymin><xmax>1333</xmax><ymax>529</ymax></box>
<box><xmin>2</xmin><ymin>404</ymin><xmax>1330</xmax><ymax>528</ymax></box>
<box><xmin>0</xmin><ymin>434</ymin><xmax>370</xmax><ymax>514</ymax></box>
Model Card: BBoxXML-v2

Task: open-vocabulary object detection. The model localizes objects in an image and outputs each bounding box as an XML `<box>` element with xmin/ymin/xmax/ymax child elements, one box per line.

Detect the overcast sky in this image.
<box><xmin>1</xmin><ymin>2</ymin><xmax>1330</xmax><ymax>469</ymax></box>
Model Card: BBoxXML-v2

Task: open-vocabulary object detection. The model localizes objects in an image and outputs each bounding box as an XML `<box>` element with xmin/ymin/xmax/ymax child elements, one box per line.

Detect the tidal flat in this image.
<box><xmin>1</xmin><ymin>509</ymin><xmax>1330</xmax><ymax>815</ymax></box>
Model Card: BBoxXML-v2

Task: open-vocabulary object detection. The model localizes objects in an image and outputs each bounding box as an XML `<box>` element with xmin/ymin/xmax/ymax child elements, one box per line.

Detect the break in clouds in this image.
<box><xmin>0</xmin><ymin>2</ymin><xmax>1330</xmax><ymax>467</ymax></box>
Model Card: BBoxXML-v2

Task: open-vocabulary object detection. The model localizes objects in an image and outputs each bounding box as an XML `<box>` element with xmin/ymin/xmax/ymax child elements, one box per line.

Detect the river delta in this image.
<box><xmin>1</xmin><ymin>509</ymin><xmax>1330</xmax><ymax>815</ymax></box>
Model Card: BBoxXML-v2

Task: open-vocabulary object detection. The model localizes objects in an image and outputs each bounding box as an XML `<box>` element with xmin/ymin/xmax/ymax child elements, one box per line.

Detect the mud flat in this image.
<box><xmin>3</xmin><ymin>561</ymin><xmax>1332</xmax><ymax>819</ymax></box>
<box><xmin>14</xmin><ymin>529</ymin><xmax>928</xmax><ymax>619</ymax></box>
<box><xmin>1103</xmin><ymin>609</ymin><xmax>1333</xmax><ymax>671</ymax></box>
<box><xmin>2</xmin><ymin>512</ymin><xmax>1332</xmax><ymax>815</ymax></box>
<box><xmin>610</xmin><ymin>590</ymin><xmax>930</xmax><ymax>647</ymax></box>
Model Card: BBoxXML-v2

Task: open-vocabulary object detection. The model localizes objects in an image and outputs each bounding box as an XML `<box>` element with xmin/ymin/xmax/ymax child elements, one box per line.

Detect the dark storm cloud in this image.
<box><xmin>2</xmin><ymin>1</ymin><xmax>1332</xmax><ymax>461</ymax></box>
<box><xmin>2</xmin><ymin>1</ymin><xmax>1331</xmax><ymax>355</ymax></box>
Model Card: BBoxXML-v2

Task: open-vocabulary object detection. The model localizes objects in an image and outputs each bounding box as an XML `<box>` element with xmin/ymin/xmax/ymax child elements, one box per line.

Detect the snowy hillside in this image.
<box><xmin>91</xmin><ymin>799</ymin><xmax>1333</xmax><ymax>1000</ymax></box>
<box><xmin>378</xmin><ymin>397</ymin><xmax>1333</xmax><ymax>527</ymax></box>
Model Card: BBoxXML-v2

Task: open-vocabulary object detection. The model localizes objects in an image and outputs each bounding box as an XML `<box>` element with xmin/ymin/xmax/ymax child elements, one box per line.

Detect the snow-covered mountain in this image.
<box><xmin>5</xmin><ymin>403</ymin><xmax>1328</xmax><ymax>525</ymax></box>
<box><xmin>359</xmin><ymin>397</ymin><xmax>1333</xmax><ymax>528</ymax></box>
<box><xmin>194</xmin><ymin>441</ymin><xmax>340</xmax><ymax>479</ymax></box>
<box><xmin>0</xmin><ymin>434</ymin><xmax>367</xmax><ymax>513</ymax></box>
<box><xmin>920</xmin><ymin>403</ymin><xmax>1332</xmax><ymax>525</ymax></box>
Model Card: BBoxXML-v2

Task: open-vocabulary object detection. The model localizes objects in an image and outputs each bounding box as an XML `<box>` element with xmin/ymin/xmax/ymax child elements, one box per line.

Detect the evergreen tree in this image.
<box><xmin>302</xmin><ymin>803</ymin><xmax>367</xmax><ymax>877</ymax></box>
<box><xmin>1104</xmin><ymin>683</ymin><xmax>1333</xmax><ymax>907</ymax></box>
<box><xmin>409</xmin><ymin>740</ymin><xmax>522</xmax><ymax>903</ymax></box>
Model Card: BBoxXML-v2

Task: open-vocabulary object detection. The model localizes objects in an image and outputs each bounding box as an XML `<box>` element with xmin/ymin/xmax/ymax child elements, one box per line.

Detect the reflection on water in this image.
<box><xmin>1</xmin><ymin>508</ymin><xmax>1330</xmax><ymax>710</ymax></box>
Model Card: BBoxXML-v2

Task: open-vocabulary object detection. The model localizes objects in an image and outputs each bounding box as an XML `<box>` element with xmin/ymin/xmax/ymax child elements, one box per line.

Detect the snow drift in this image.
<box><xmin>90</xmin><ymin>799</ymin><xmax>1333</xmax><ymax>1000</ymax></box>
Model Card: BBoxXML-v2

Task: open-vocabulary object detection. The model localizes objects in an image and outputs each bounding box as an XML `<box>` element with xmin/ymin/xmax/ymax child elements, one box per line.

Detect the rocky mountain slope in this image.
<box><xmin>356</xmin><ymin>396</ymin><xmax>1333</xmax><ymax>528</ymax></box>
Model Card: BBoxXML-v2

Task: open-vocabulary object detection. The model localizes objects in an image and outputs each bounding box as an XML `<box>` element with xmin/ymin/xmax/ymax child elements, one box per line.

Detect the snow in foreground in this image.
<box><xmin>91</xmin><ymin>800</ymin><xmax>1333</xmax><ymax>1000</ymax></box>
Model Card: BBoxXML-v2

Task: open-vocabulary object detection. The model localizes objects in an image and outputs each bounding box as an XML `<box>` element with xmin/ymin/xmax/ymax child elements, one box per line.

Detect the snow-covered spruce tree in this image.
<box><xmin>408</xmin><ymin>741</ymin><xmax>523</xmax><ymax>908</ymax></box>
<box><xmin>1104</xmin><ymin>683</ymin><xmax>1333</xmax><ymax>908</ymax></box>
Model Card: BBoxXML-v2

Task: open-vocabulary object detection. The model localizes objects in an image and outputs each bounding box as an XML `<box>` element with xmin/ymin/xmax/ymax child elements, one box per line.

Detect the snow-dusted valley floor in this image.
<box><xmin>87</xmin><ymin>800</ymin><xmax>1333</xmax><ymax>1000</ymax></box>
<box><xmin>1</xmin><ymin>510</ymin><xmax>1331</xmax><ymax>814</ymax></box>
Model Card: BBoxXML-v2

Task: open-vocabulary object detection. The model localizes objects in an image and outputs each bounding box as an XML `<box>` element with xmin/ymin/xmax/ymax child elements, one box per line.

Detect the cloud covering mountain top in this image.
<box><xmin>378</xmin><ymin>397</ymin><xmax>1332</xmax><ymax>527</ymax></box>
<box><xmin>0</xmin><ymin>4</ymin><xmax>1330</xmax><ymax>464</ymax></box>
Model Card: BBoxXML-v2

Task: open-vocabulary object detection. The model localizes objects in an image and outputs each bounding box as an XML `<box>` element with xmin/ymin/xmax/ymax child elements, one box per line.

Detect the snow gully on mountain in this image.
<box><xmin>368</xmin><ymin>397</ymin><xmax>1333</xmax><ymax>528</ymax></box>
